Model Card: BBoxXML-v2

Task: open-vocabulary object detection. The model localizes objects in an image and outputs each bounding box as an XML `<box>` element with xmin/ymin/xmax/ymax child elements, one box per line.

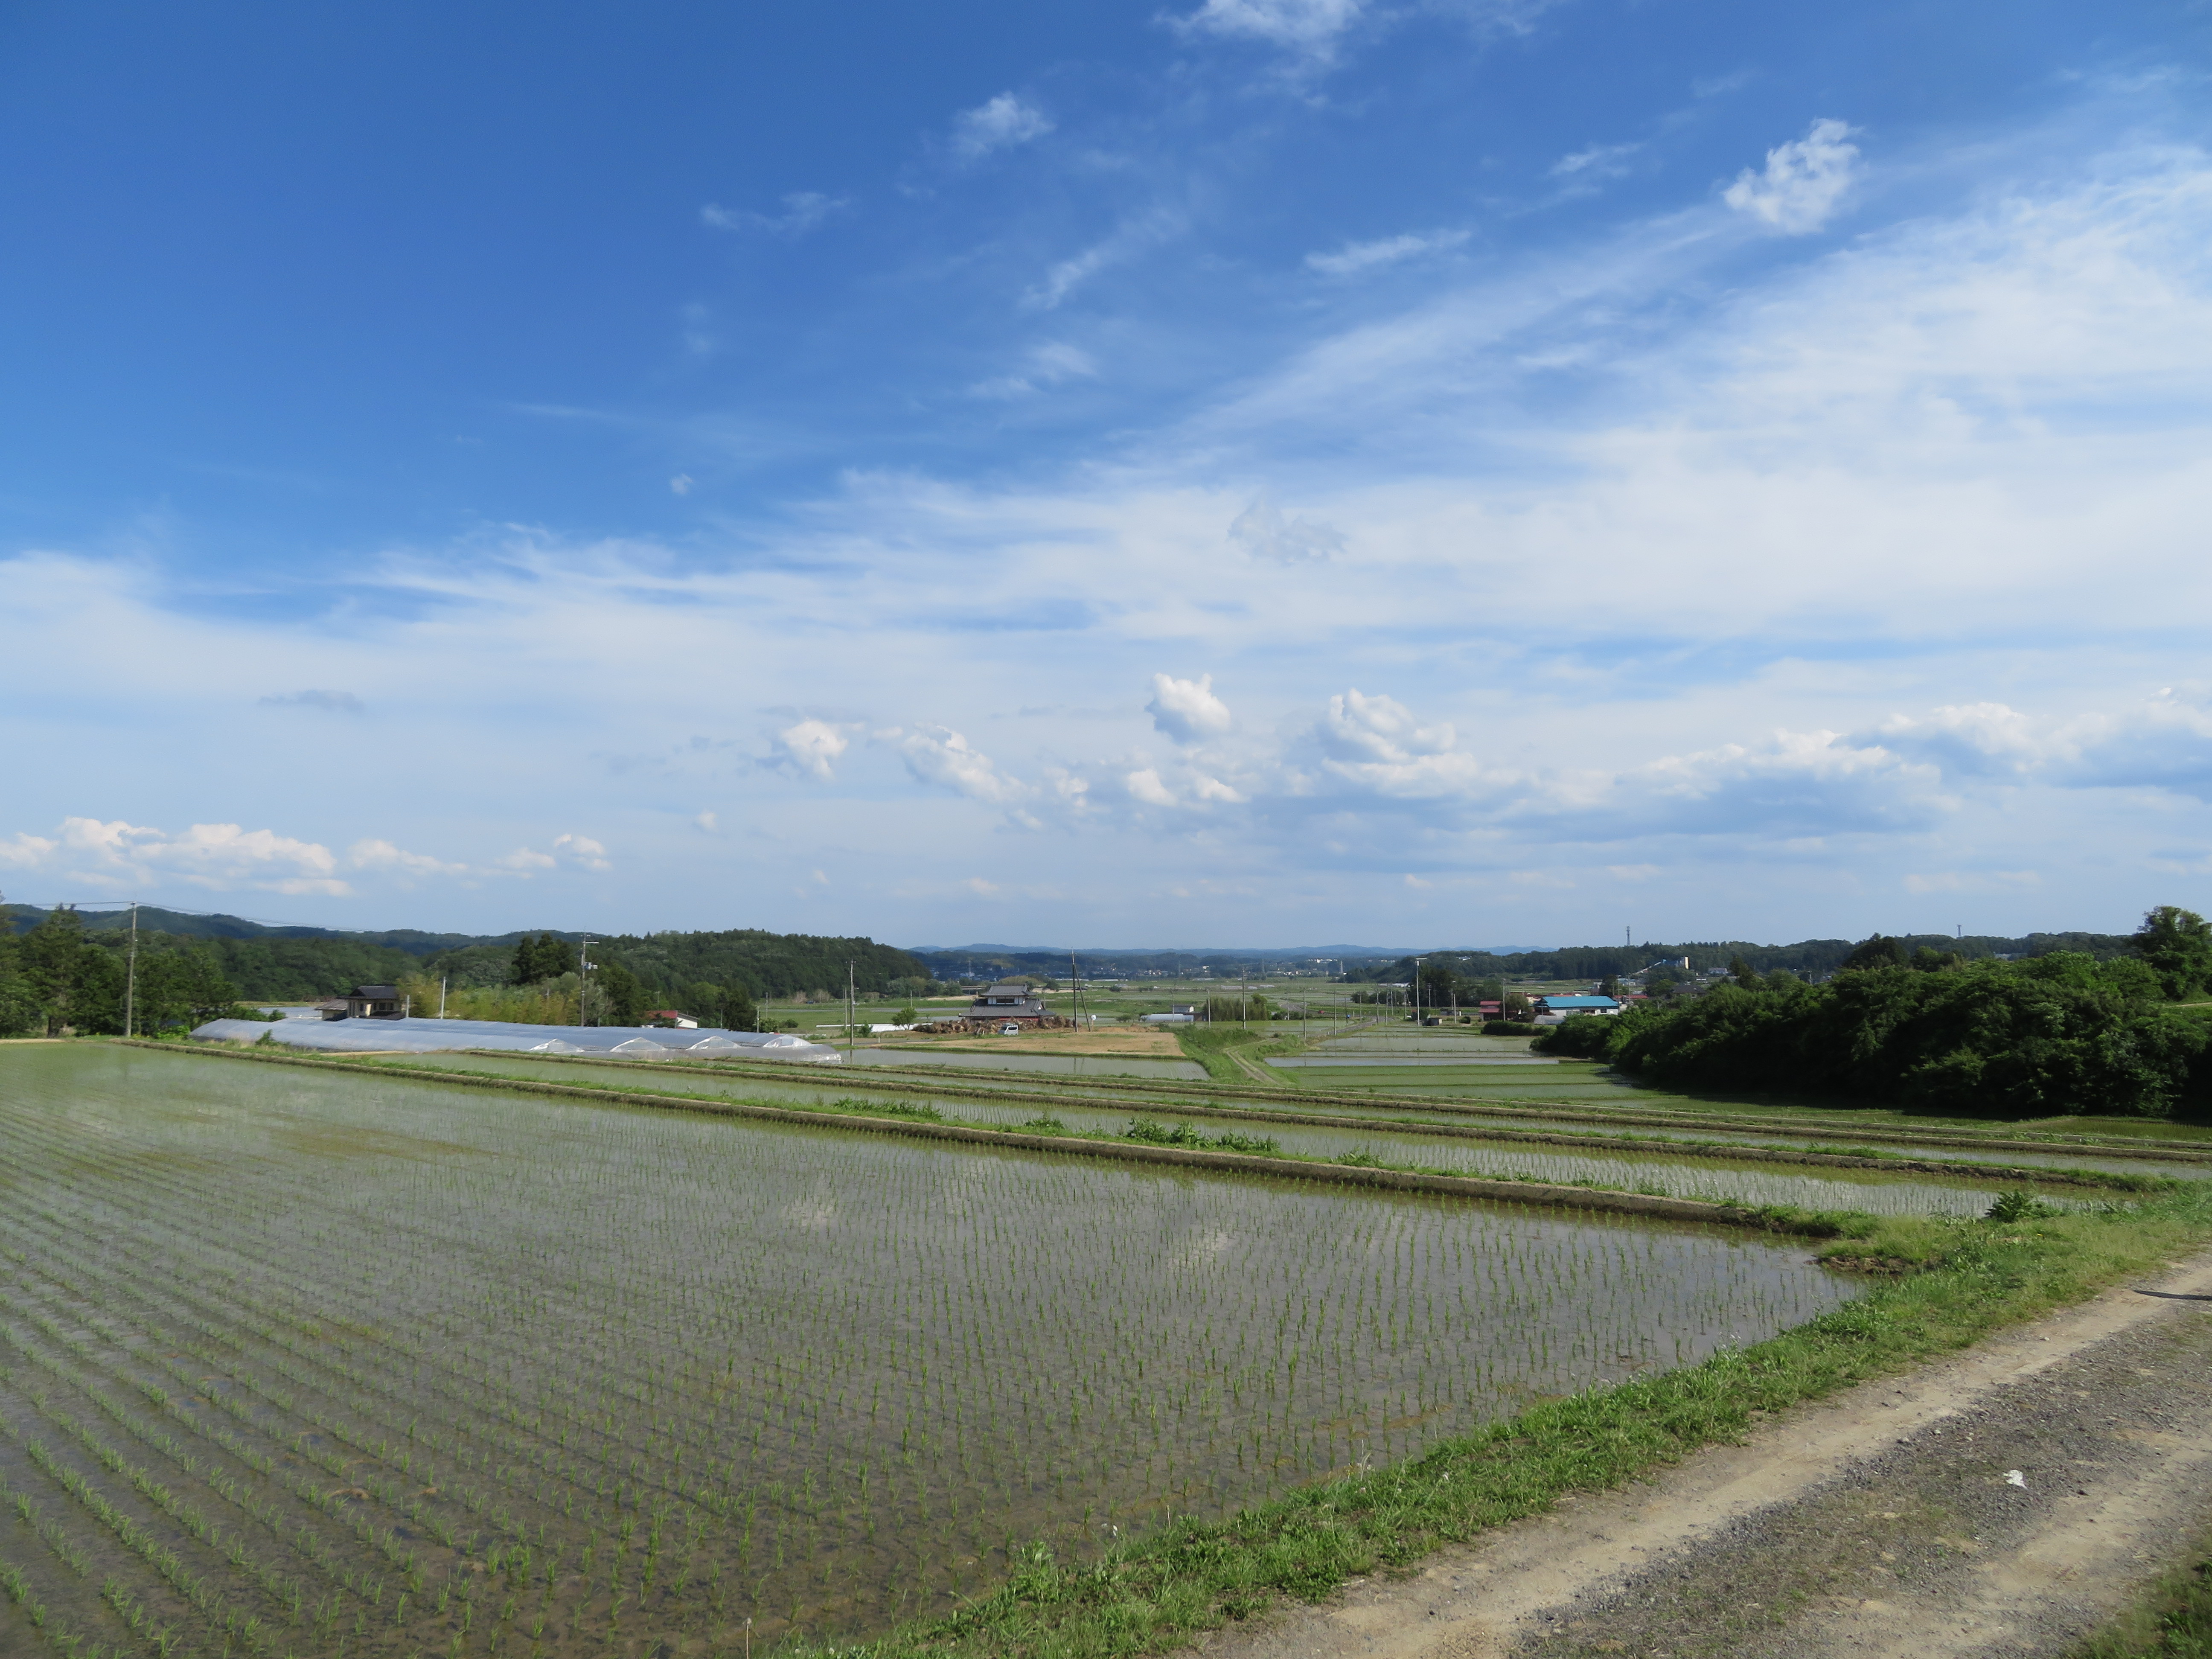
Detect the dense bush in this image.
<box><xmin>1536</xmin><ymin>938</ymin><xmax>2212</xmax><ymax>1118</ymax></box>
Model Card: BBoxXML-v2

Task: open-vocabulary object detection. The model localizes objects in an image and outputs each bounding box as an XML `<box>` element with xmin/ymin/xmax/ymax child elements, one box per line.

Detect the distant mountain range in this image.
<box><xmin>3</xmin><ymin>903</ymin><xmax>537</xmax><ymax>954</ymax></box>
<box><xmin>2</xmin><ymin>910</ymin><xmax>1548</xmax><ymax>959</ymax></box>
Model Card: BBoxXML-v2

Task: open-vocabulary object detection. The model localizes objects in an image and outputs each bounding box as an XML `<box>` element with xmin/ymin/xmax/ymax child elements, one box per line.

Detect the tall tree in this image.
<box><xmin>2131</xmin><ymin>905</ymin><xmax>2212</xmax><ymax>1000</ymax></box>
<box><xmin>20</xmin><ymin>908</ymin><xmax>93</xmax><ymax>1034</ymax></box>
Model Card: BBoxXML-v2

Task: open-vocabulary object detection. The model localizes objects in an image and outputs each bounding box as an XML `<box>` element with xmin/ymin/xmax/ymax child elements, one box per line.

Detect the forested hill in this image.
<box><xmin>1342</xmin><ymin>931</ymin><xmax>2138</xmax><ymax>985</ymax></box>
<box><xmin>1</xmin><ymin>904</ymin><xmax>498</xmax><ymax>955</ymax></box>
<box><xmin>429</xmin><ymin>929</ymin><xmax>926</xmax><ymax>1001</ymax></box>
<box><xmin>1</xmin><ymin>906</ymin><xmax>924</xmax><ymax>1004</ymax></box>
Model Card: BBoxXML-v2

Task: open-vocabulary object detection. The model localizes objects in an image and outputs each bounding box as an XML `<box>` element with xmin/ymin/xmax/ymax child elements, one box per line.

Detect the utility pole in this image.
<box><xmin>124</xmin><ymin>901</ymin><xmax>139</xmax><ymax>1039</ymax></box>
<box><xmin>847</xmin><ymin>960</ymin><xmax>856</xmax><ymax>1055</ymax></box>
<box><xmin>579</xmin><ymin>937</ymin><xmax>596</xmax><ymax>1026</ymax></box>
<box><xmin>438</xmin><ymin>975</ymin><xmax>448</xmax><ymax>1019</ymax></box>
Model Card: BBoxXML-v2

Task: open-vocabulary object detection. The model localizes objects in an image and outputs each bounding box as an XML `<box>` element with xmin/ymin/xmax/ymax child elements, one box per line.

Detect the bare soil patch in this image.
<box><xmin>875</xmin><ymin>1025</ymin><xmax>1187</xmax><ymax>1057</ymax></box>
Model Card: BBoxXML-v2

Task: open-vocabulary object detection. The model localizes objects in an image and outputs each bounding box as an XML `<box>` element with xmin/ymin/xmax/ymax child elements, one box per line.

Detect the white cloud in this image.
<box><xmin>1877</xmin><ymin>693</ymin><xmax>2212</xmax><ymax>802</ymax></box>
<box><xmin>669</xmin><ymin>474</ymin><xmax>694</xmax><ymax>496</ymax></box>
<box><xmin>952</xmin><ymin>93</ymin><xmax>1053</xmax><ymax>160</ymax></box>
<box><xmin>891</xmin><ymin>726</ymin><xmax>1028</xmax><ymax>805</ymax></box>
<box><xmin>769</xmin><ymin>719</ymin><xmax>854</xmax><ymax>781</ymax></box>
<box><xmin>1126</xmin><ymin>767</ymin><xmax>1179</xmax><ymax>806</ymax></box>
<box><xmin>1146</xmin><ymin>672</ymin><xmax>1234</xmax><ymax>744</ymax></box>
<box><xmin>1551</xmin><ymin>141</ymin><xmax>1641</xmax><ymax>180</ymax></box>
<box><xmin>348</xmin><ymin>839</ymin><xmax>468</xmax><ymax>879</ymax></box>
<box><xmin>7</xmin><ymin>110</ymin><xmax>2212</xmax><ymax>941</ymax></box>
<box><xmin>1176</xmin><ymin>0</ymin><xmax>1365</xmax><ymax>51</ymax></box>
<box><xmin>0</xmin><ymin>817</ymin><xmax>351</xmax><ymax>895</ymax></box>
<box><xmin>1025</xmin><ymin>209</ymin><xmax>1184</xmax><ymax>309</ymax></box>
<box><xmin>259</xmin><ymin>689</ymin><xmax>364</xmax><ymax>714</ymax></box>
<box><xmin>700</xmin><ymin>192</ymin><xmax>847</xmax><ymax>237</ymax></box>
<box><xmin>500</xmin><ymin>834</ymin><xmax>611</xmax><ymax>875</ymax></box>
<box><xmin>971</xmin><ymin>341</ymin><xmax>1099</xmax><ymax>399</ymax></box>
<box><xmin>1305</xmin><ymin>229</ymin><xmax>1470</xmax><ymax>277</ymax></box>
<box><xmin>1723</xmin><ymin>118</ymin><xmax>1860</xmax><ymax>233</ymax></box>
<box><xmin>1311</xmin><ymin>690</ymin><xmax>1488</xmax><ymax>797</ymax></box>
<box><xmin>0</xmin><ymin>832</ymin><xmax>60</xmax><ymax>869</ymax></box>
<box><xmin>1228</xmin><ymin>496</ymin><xmax>1345</xmax><ymax>563</ymax></box>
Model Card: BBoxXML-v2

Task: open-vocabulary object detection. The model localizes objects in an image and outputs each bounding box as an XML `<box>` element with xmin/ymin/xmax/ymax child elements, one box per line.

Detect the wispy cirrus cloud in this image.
<box><xmin>259</xmin><ymin>689</ymin><xmax>364</xmax><ymax>714</ymax></box>
<box><xmin>700</xmin><ymin>192</ymin><xmax>848</xmax><ymax>237</ymax></box>
<box><xmin>1304</xmin><ymin>228</ymin><xmax>1470</xmax><ymax>277</ymax></box>
<box><xmin>970</xmin><ymin>341</ymin><xmax>1099</xmax><ymax>399</ymax></box>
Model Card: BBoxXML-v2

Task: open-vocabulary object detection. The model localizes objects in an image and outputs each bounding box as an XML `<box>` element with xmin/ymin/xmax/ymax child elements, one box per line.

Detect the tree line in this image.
<box><xmin>0</xmin><ymin>907</ymin><xmax>262</xmax><ymax>1036</ymax></box>
<box><xmin>1344</xmin><ymin>930</ymin><xmax>2139</xmax><ymax>988</ymax></box>
<box><xmin>1535</xmin><ymin>906</ymin><xmax>2212</xmax><ymax>1119</ymax></box>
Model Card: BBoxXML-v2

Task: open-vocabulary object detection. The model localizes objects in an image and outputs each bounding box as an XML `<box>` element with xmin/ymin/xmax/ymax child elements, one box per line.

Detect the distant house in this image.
<box><xmin>1531</xmin><ymin>994</ymin><xmax>1621</xmax><ymax>1026</ymax></box>
<box><xmin>644</xmin><ymin>1010</ymin><xmax>700</xmax><ymax>1029</ymax></box>
<box><xmin>326</xmin><ymin>984</ymin><xmax>405</xmax><ymax>1021</ymax></box>
<box><xmin>967</xmin><ymin>980</ymin><xmax>1048</xmax><ymax>1025</ymax></box>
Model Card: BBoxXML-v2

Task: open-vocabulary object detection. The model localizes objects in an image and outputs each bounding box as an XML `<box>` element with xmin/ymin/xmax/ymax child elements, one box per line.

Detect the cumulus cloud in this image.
<box><xmin>0</xmin><ymin>811</ymin><xmax>619</xmax><ymax>896</ymax></box>
<box><xmin>347</xmin><ymin>839</ymin><xmax>468</xmax><ymax>878</ymax></box>
<box><xmin>1311</xmin><ymin>690</ymin><xmax>1488</xmax><ymax>797</ymax></box>
<box><xmin>1877</xmin><ymin>693</ymin><xmax>2212</xmax><ymax>801</ymax></box>
<box><xmin>700</xmin><ymin>192</ymin><xmax>847</xmax><ymax>237</ymax></box>
<box><xmin>952</xmin><ymin>93</ymin><xmax>1053</xmax><ymax>160</ymax></box>
<box><xmin>1147</xmin><ymin>673</ymin><xmax>1234</xmax><ymax>744</ymax></box>
<box><xmin>768</xmin><ymin>719</ymin><xmax>854</xmax><ymax>781</ymax></box>
<box><xmin>891</xmin><ymin>726</ymin><xmax>1028</xmax><ymax>805</ymax></box>
<box><xmin>1305</xmin><ymin>229</ymin><xmax>1470</xmax><ymax>277</ymax></box>
<box><xmin>1723</xmin><ymin>118</ymin><xmax>1860</xmax><ymax>233</ymax></box>
<box><xmin>1176</xmin><ymin>0</ymin><xmax>1365</xmax><ymax>51</ymax></box>
<box><xmin>259</xmin><ymin>689</ymin><xmax>364</xmax><ymax>714</ymax></box>
<box><xmin>499</xmin><ymin>833</ymin><xmax>611</xmax><ymax>874</ymax></box>
<box><xmin>1126</xmin><ymin>767</ymin><xmax>1178</xmax><ymax>807</ymax></box>
<box><xmin>0</xmin><ymin>817</ymin><xmax>349</xmax><ymax>895</ymax></box>
<box><xmin>1228</xmin><ymin>496</ymin><xmax>1346</xmax><ymax>563</ymax></box>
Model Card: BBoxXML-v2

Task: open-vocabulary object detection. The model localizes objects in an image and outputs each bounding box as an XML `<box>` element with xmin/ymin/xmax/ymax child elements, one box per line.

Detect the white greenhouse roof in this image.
<box><xmin>188</xmin><ymin>1016</ymin><xmax>843</xmax><ymax>1063</ymax></box>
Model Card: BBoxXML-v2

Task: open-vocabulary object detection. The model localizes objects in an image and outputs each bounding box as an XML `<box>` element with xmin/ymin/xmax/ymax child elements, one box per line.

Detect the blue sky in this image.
<box><xmin>5</xmin><ymin>0</ymin><xmax>2212</xmax><ymax>947</ymax></box>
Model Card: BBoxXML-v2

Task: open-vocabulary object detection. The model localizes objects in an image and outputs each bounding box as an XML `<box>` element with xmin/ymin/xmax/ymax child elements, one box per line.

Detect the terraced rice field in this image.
<box><xmin>0</xmin><ymin>1044</ymin><xmax>1857</xmax><ymax>1657</ymax></box>
<box><xmin>371</xmin><ymin>1052</ymin><xmax>2198</xmax><ymax>1202</ymax></box>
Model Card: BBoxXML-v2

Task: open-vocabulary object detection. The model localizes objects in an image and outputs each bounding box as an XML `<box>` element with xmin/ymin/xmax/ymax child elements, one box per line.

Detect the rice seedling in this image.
<box><xmin>1</xmin><ymin>1043</ymin><xmax>1857</xmax><ymax>1653</ymax></box>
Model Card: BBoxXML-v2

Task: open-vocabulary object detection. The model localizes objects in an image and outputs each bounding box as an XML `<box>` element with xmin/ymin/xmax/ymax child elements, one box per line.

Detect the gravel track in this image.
<box><xmin>1193</xmin><ymin>1251</ymin><xmax>2212</xmax><ymax>1659</ymax></box>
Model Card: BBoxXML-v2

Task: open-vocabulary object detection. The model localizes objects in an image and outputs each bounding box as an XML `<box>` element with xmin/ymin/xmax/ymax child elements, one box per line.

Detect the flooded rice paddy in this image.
<box><xmin>0</xmin><ymin>1044</ymin><xmax>1855</xmax><ymax>1655</ymax></box>
<box><xmin>377</xmin><ymin>1053</ymin><xmax>2175</xmax><ymax>1206</ymax></box>
<box><xmin>845</xmin><ymin>1048</ymin><xmax>1207</xmax><ymax>1081</ymax></box>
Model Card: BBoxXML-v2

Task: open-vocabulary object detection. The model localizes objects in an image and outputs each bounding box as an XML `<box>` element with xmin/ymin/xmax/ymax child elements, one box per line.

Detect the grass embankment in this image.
<box><xmin>1174</xmin><ymin>1024</ymin><xmax>1307</xmax><ymax>1085</ymax></box>
<box><xmin>796</xmin><ymin>1185</ymin><xmax>2212</xmax><ymax>1659</ymax></box>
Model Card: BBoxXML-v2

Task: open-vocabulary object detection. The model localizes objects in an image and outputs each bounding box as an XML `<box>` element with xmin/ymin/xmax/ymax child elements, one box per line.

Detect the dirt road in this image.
<box><xmin>1196</xmin><ymin>1252</ymin><xmax>2212</xmax><ymax>1659</ymax></box>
